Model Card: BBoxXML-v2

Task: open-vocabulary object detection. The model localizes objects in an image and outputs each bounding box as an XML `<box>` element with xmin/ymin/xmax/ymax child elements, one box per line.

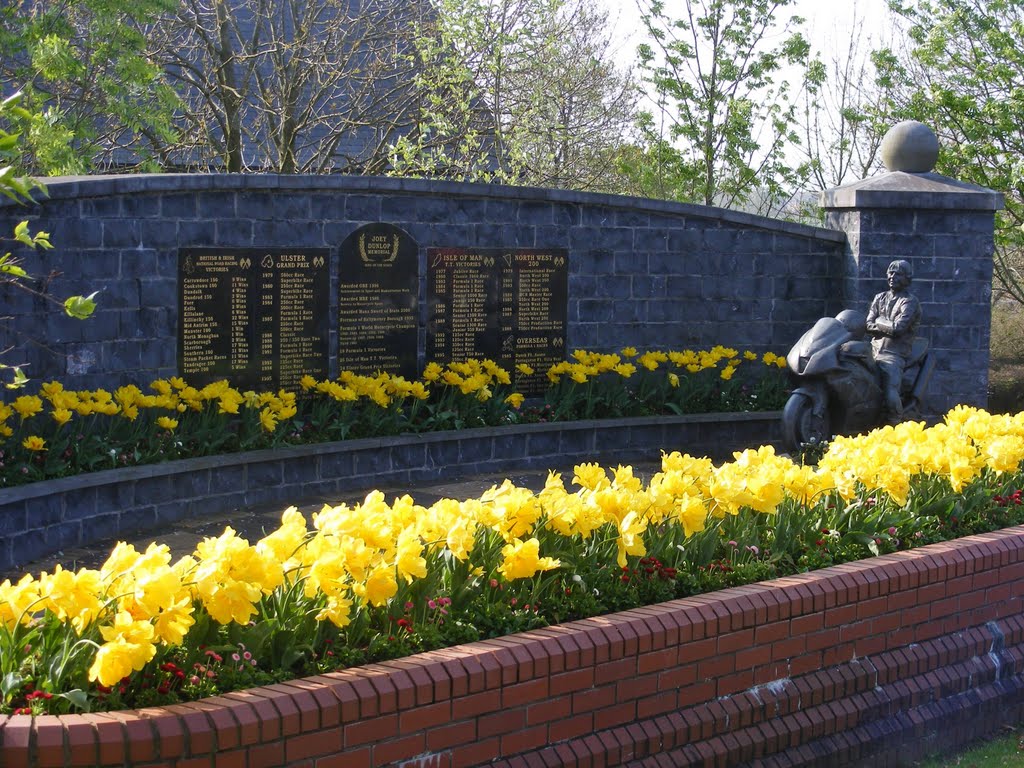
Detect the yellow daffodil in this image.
<box><xmin>22</xmin><ymin>435</ymin><xmax>46</xmax><ymax>451</ymax></box>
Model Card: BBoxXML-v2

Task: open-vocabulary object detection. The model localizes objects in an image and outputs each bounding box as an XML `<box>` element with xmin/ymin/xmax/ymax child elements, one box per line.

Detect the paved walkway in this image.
<box><xmin>10</xmin><ymin>461</ymin><xmax>663</xmax><ymax>577</ymax></box>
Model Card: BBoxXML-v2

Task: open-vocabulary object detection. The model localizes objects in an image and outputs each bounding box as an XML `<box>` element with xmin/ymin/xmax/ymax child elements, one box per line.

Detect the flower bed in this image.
<box><xmin>7</xmin><ymin>404</ymin><xmax>1024</xmax><ymax>764</ymax></box>
<box><xmin>2</xmin><ymin>527</ymin><xmax>1023</xmax><ymax>767</ymax></box>
<box><xmin>0</xmin><ymin>349</ymin><xmax>787</xmax><ymax>488</ymax></box>
<box><xmin>0</xmin><ymin>411</ymin><xmax>780</xmax><ymax>573</ymax></box>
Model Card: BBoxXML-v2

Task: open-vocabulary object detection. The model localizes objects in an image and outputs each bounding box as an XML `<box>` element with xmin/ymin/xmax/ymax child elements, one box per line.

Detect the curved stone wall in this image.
<box><xmin>0</xmin><ymin>174</ymin><xmax>845</xmax><ymax>391</ymax></box>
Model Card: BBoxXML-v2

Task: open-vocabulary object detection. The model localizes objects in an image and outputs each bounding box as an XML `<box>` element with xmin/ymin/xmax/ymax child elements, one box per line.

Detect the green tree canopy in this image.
<box><xmin>623</xmin><ymin>0</ymin><xmax>813</xmax><ymax>213</ymax></box>
<box><xmin>0</xmin><ymin>0</ymin><xmax>179</xmax><ymax>175</ymax></box>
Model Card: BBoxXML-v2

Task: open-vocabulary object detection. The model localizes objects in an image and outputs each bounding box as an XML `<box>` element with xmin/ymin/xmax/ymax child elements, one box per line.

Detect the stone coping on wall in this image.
<box><xmin>1</xmin><ymin>173</ymin><xmax>847</xmax><ymax>242</ymax></box>
<box><xmin>2</xmin><ymin>526</ymin><xmax>1023</xmax><ymax>768</ymax></box>
<box><xmin>0</xmin><ymin>412</ymin><xmax>781</xmax><ymax>573</ymax></box>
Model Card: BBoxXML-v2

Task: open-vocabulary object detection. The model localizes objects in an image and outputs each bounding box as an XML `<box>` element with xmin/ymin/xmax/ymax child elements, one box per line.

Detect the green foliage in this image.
<box><xmin>626</xmin><ymin>0</ymin><xmax>814</xmax><ymax>212</ymax></box>
<box><xmin>0</xmin><ymin>0</ymin><xmax>178</xmax><ymax>174</ymax></box>
<box><xmin>393</xmin><ymin>0</ymin><xmax>637</xmax><ymax>190</ymax></box>
<box><xmin>879</xmin><ymin>0</ymin><xmax>1024</xmax><ymax>304</ymax></box>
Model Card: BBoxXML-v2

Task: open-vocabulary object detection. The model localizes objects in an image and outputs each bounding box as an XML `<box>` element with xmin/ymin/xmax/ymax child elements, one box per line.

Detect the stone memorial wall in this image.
<box><xmin>0</xmin><ymin>170</ymin><xmax>1001</xmax><ymax>412</ymax></box>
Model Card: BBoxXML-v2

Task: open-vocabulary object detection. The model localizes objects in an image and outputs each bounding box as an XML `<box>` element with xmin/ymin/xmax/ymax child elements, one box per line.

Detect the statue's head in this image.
<box><xmin>836</xmin><ymin>309</ymin><xmax>866</xmax><ymax>339</ymax></box>
<box><xmin>887</xmin><ymin>259</ymin><xmax>912</xmax><ymax>291</ymax></box>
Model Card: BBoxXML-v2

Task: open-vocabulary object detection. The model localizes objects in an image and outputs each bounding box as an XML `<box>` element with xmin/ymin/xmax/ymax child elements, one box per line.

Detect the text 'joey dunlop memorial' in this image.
<box><xmin>426</xmin><ymin>247</ymin><xmax>568</xmax><ymax>394</ymax></box>
<box><xmin>178</xmin><ymin>248</ymin><xmax>330</xmax><ymax>391</ymax></box>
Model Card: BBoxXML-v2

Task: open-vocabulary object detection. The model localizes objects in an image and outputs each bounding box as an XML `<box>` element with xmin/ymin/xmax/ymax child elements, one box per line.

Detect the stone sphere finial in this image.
<box><xmin>880</xmin><ymin>120</ymin><xmax>939</xmax><ymax>173</ymax></box>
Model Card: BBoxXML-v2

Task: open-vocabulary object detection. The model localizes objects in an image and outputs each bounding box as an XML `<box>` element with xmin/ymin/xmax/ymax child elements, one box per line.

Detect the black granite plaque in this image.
<box><xmin>178</xmin><ymin>248</ymin><xmax>329</xmax><ymax>391</ymax></box>
<box><xmin>426</xmin><ymin>248</ymin><xmax>568</xmax><ymax>394</ymax></box>
<box><xmin>338</xmin><ymin>223</ymin><xmax>419</xmax><ymax>379</ymax></box>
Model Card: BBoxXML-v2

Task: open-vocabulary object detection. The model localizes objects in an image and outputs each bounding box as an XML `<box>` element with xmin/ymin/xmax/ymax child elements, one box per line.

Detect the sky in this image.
<box><xmin>597</xmin><ymin>0</ymin><xmax>897</xmax><ymax>75</ymax></box>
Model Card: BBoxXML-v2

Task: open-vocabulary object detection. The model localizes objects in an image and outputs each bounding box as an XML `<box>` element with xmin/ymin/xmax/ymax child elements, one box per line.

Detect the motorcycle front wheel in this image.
<box><xmin>781</xmin><ymin>392</ymin><xmax>829</xmax><ymax>454</ymax></box>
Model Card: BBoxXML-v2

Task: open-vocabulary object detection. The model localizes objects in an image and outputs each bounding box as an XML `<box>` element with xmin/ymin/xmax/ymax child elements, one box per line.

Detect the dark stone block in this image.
<box><xmin>458</xmin><ymin>437</ymin><xmax>494</xmax><ymax>464</ymax></box>
<box><xmin>430</xmin><ymin>223</ymin><xmax>474</xmax><ymax>246</ymax></box>
<box><xmin>76</xmin><ymin>249</ymin><xmax>122</xmax><ymax>280</ymax></box>
<box><xmin>528</xmin><ymin>430</ymin><xmax>561</xmax><ymax>460</ymax></box>
<box><xmin>345</xmin><ymin>195</ymin><xmax>382</xmax><ymax>222</ymax></box>
<box><xmin>102</xmin><ymin>340</ymin><xmax>143</xmax><ymax>373</ymax></box>
<box><xmin>49</xmin><ymin>519</ymin><xmax>86</xmax><ymax>552</ymax></box>
<box><xmin>244</xmin><ymin>483</ymin><xmax>293</xmax><ymax>507</ymax></box>
<box><xmin>94</xmin><ymin>478</ymin><xmax>136</xmax><ymax>511</ymax></box>
<box><xmin>640</xmin><ymin>228</ymin><xmax>671</xmax><ymax>253</ymax></box>
<box><xmin>577</xmin><ymin>299</ymin><xmax>614</xmax><ymax>323</ymax></box>
<box><xmin>553</xmin><ymin>204</ymin><xmax>580</xmax><ymax>228</ymax></box>
<box><xmin>580</xmin><ymin>206</ymin><xmax>615</xmax><ymax>227</ymax></box>
<box><xmin>210</xmin><ymin>464</ymin><xmax>247</xmax><ymax>494</ymax></box>
<box><xmin>282</xmin><ymin>458</ymin><xmax>319</xmax><ymax>485</ymax></box>
<box><xmin>380</xmin><ymin>195</ymin><xmax>421</xmax><ymax>221</ymax></box>
<box><xmin>570</xmin><ymin>275</ymin><xmax>599</xmax><ymax>299</ymax></box>
<box><xmin>247</xmin><ymin>461</ymin><xmax>283</xmax><ymax>488</ymax></box>
<box><xmin>0</xmin><ymin>504</ymin><xmax>28</xmax><ymax>536</ymax></box>
<box><xmin>139</xmin><ymin>278</ymin><xmax>176</xmax><ymax>308</ymax></box>
<box><xmin>319</xmin><ymin>452</ymin><xmax>355</xmax><ymax>479</ymax></box>
<box><xmin>82</xmin><ymin>197</ymin><xmax>123</xmax><ymax>218</ymax></box>
<box><xmin>61</xmin><ymin>487</ymin><xmax>100</xmax><ymax>522</ymax></box>
<box><xmin>133</xmin><ymin>307</ymin><xmax>172</xmax><ymax>339</ymax></box>
<box><xmin>493</xmin><ymin>434</ymin><xmax>529</xmax><ymax>460</ymax></box>
<box><xmin>99</xmin><ymin>279</ymin><xmax>141</xmax><ymax>310</ymax></box>
<box><xmin>417</xmin><ymin>197</ymin><xmax>452</xmax><ymax>223</ymax></box>
<box><xmin>615</xmin><ymin>251</ymin><xmax>649</xmax><ymax>274</ymax></box>
<box><xmin>485</xmin><ymin>199</ymin><xmax>519</xmax><ymax>224</ymax></box>
<box><xmin>535</xmin><ymin>225</ymin><xmax>572</xmax><ymax>247</ymax></box>
<box><xmin>10</xmin><ymin>528</ymin><xmax>49</xmax><ymax>568</ymax></box>
<box><xmin>121</xmin><ymin>195</ymin><xmax>161</xmax><ymax>218</ymax></box>
<box><xmin>426</xmin><ymin>440</ymin><xmax>461</xmax><ymax>469</ymax></box>
<box><xmin>392</xmin><ymin>442</ymin><xmax>428</xmax><ymax>469</ymax></box>
<box><xmin>215</xmin><ymin>218</ymin><xmax>255</xmax><ymax>245</ymax></box>
<box><xmin>161</xmin><ymin>193</ymin><xmax>198</xmax><ymax>218</ymax></box>
<box><xmin>176</xmin><ymin>220</ymin><xmax>215</xmax><ymax>247</ymax></box>
<box><xmin>119</xmin><ymin>506</ymin><xmax>159</xmax><ymax>537</ymax></box>
<box><xmin>140</xmin><ymin>338</ymin><xmax>175</xmax><ymax>369</ymax></box>
<box><xmin>103</xmin><ymin>220</ymin><xmax>142</xmax><ymax>248</ymax></box>
<box><xmin>451</xmin><ymin>198</ymin><xmax>487</xmax><ymax>223</ymax></box>
<box><xmin>552</xmin><ymin>427</ymin><xmax>588</xmax><ymax>457</ymax></box>
<box><xmin>666</xmin><ymin>229</ymin><xmax>704</xmax><ymax>254</ymax></box>
<box><xmin>580</xmin><ymin>248</ymin><xmax>614</xmax><ymax>275</ymax></box>
<box><xmin>612</xmin><ymin>299</ymin><xmax>646</xmax><ymax>323</ymax></box>
<box><xmin>86</xmin><ymin>512</ymin><xmax>121</xmax><ymax>543</ymax></box>
<box><xmin>633</xmin><ymin>275</ymin><xmax>667</xmax><ymax>299</ymax></box>
<box><xmin>616</xmin><ymin>208</ymin><xmax>650</xmax><ymax>228</ymax></box>
<box><xmin>519</xmin><ymin>201</ymin><xmax>553</xmax><ymax>226</ymax></box>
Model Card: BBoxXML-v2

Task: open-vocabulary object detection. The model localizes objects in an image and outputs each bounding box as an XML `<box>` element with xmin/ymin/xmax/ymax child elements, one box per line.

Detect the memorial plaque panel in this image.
<box><xmin>178</xmin><ymin>248</ymin><xmax>329</xmax><ymax>391</ymax></box>
<box><xmin>338</xmin><ymin>223</ymin><xmax>419</xmax><ymax>379</ymax></box>
<box><xmin>426</xmin><ymin>247</ymin><xmax>568</xmax><ymax>394</ymax></box>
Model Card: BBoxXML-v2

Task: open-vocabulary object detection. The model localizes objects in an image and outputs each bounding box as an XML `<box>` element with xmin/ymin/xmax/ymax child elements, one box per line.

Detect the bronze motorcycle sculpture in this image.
<box><xmin>781</xmin><ymin>309</ymin><xmax>934</xmax><ymax>453</ymax></box>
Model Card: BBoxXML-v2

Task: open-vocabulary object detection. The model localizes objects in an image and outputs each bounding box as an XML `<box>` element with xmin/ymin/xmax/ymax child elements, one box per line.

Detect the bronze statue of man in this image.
<box><xmin>865</xmin><ymin>259</ymin><xmax>922</xmax><ymax>423</ymax></box>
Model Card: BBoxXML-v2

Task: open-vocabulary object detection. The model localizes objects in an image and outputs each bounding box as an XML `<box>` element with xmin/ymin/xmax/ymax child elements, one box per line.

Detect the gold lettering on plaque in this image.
<box><xmin>359</xmin><ymin>233</ymin><xmax>400</xmax><ymax>265</ymax></box>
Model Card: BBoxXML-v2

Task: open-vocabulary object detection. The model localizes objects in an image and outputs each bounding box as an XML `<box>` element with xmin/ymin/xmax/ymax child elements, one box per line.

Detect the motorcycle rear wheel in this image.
<box><xmin>782</xmin><ymin>392</ymin><xmax>829</xmax><ymax>454</ymax></box>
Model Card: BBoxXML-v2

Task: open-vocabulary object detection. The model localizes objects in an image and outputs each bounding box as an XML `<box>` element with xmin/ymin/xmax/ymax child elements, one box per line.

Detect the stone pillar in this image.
<box><xmin>820</xmin><ymin>121</ymin><xmax>1004</xmax><ymax>415</ymax></box>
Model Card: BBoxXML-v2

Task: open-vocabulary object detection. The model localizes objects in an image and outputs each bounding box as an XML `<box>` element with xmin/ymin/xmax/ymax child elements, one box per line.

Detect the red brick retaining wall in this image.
<box><xmin>4</xmin><ymin>528</ymin><xmax>1024</xmax><ymax>768</ymax></box>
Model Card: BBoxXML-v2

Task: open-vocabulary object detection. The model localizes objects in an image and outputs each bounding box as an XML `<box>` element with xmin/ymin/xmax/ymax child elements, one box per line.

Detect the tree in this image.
<box><xmin>0</xmin><ymin>0</ymin><xmax>179</xmax><ymax>174</ymax></box>
<box><xmin>624</xmin><ymin>0</ymin><xmax>814</xmax><ymax>214</ymax></box>
<box><xmin>144</xmin><ymin>0</ymin><xmax>431</xmax><ymax>173</ymax></box>
<box><xmin>878</xmin><ymin>0</ymin><xmax>1024</xmax><ymax>304</ymax></box>
<box><xmin>389</xmin><ymin>0</ymin><xmax>638</xmax><ymax>191</ymax></box>
<box><xmin>797</xmin><ymin>7</ymin><xmax>896</xmax><ymax>193</ymax></box>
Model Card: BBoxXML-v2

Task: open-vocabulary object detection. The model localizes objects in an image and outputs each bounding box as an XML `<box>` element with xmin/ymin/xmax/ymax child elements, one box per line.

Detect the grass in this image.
<box><xmin>914</xmin><ymin>726</ymin><xmax>1024</xmax><ymax>767</ymax></box>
